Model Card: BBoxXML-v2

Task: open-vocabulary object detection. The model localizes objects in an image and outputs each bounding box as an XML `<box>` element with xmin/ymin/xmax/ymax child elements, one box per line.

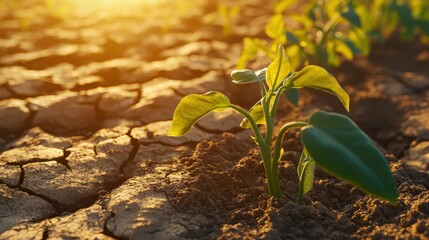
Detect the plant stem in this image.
<box><xmin>231</xmin><ymin>103</ymin><xmax>277</xmax><ymax>197</ymax></box>
<box><xmin>263</xmin><ymin>96</ymin><xmax>274</xmax><ymax>143</ymax></box>
<box><xmin>273</xmin><ymin>121</ymin><xmax>308</xmax><ymax>162</ymax></box>
<box><xmin>271</xmin><ymin>121</ymin><xmax>308</xmax><ymax>198</ymax></box>
<box><xmin>315</xmin><ymin>13</ymin><xmax>341</xmax><ymax>65</ymax></box>
<box><xmin>230</xmin><ymin>104</ymin><xmax>265</xmax><ymax>146</ymax></box>
<box><xmin>260</xmin><ymin>144</ymin><xmax>276</xmax><ymax>196</ymax></box>
<box><xmin>270</xmin><ymin>85</ymin><xmax>287</xmax><ymax>119</ymax></box>
<box><xmin>258</xmin><ymin>81</ymin><xmax>267</xmax><ymax>98</ymax></box>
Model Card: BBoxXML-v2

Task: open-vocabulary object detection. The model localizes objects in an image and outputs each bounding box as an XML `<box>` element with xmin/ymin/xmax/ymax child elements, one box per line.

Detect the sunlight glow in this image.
<box><xmin>67</xmin><ymin>0</ymin><xmax>169</xmax><ymax>17</ymax></box>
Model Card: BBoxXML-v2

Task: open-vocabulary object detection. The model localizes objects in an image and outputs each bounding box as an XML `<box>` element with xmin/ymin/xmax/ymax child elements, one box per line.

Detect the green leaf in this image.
<box><xmin>267</xmin><ymin>45</ymin><xmax>290</xmax><ymax>90</ymax></box>
<box><xmin>240</xmin><ymin>102</ymin><xmax>265</xmax><ymax>129</ymax></box>
<box><xmin>284</xmin><ymin>88</ymin><xmax>299</xmax><ymax>108</ymax></box>
<box><xmin>342</xmin><ymin>39</ymin><xmax>362</xmax><ymax>54</ymax></box>
<box><xmin>395</xmin><ymin>3</ymin><xmax>415</xmax><ymax>38</ymax></box>
<box><xmin>286</xmin><ymin>31</ymin><xmax>300</xmax><ymax>45</ymax></box>
<box><xmin>286</xmin><ymin>65</ymin><xmax>349</xmax><ymax>111</ymax></box>
<box><xmin>265</xmin><ymin>14</ymin><xmax>284</xmax><ymax>39</ymax></box>
<box><xmin>169</xmin><ymin>91</ymin><xmax>231</xmax><ymax>136</ymax></box>
<box><xmin>334</xmin><ymin>39</ymin><xmax>354</xmax><ymax>61</ymax></box>
<box><xmin>300</xmin><ymin>111</ymin><xmax>397</xmax><ymax>204</ymax></box>
<box><xmin>231</xmin><ymin>69</ymin><xmax>259</xmax><ymax>84</ymax></box>
<box><xmin>298</xmin><ymin>149</ymin><xmax>315</xmax><ymax>194</ymax></box>
<box><xmin>237</xmin><ymin>37</ymin><xmax>269</xmax><ymax>69</ymax></box>
<box><xmin>341</xmin><ymin>5</ymin><xmax>362</xmax><ymax>28</ymax></box>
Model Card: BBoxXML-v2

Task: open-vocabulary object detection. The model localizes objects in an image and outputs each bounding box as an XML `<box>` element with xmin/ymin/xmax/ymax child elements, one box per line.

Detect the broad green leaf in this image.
<box><xmin>286</xmin><ymin>65</ymin><xmax>349</xmax><ymax>111</ymax></box>
<box><xmin>284</xmin><ymin>88</ymin><xmax>299</xmax><ymax>108</ymax></box>
<box><xmin>341</xmin><ymin>5</ymin><xmax>362</xmax><ymax>28</ymax></box>
<box><xmin>348</xmin><ymin>28</ymin><xmax>371</xmax><ymax>56</ymax></box>
<box><xmin>300</xmin><ymin>111</ymin><xmax>397</xmax><ymax>203</ymax></box>
<box><xmin>266</xmin><ymin>45</ymin><xmax>290</xmax><ymax>90</ymax></box>
<box><xmin>169</xmin><ymin>91</ymin><xmax>230</xmax><ymax>136</ymax></box>
<box><xmin>231</xmin><ymin>69</ymin><xmax>259</xmax><ymax>84</ymax></box>
<box><xmin>297</xmin><ymin>149</ymin><xmax>315</xmax><ymax>194</ymax></box>
<box><xmin>265</xmin><ymin>14</ymin><xmax>284</xmax><ymax>39</ymax></box>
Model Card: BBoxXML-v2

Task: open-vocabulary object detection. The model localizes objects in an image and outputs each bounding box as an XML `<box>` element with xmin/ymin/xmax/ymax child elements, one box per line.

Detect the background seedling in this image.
<box><xmin>217</xmin><ymin>3</ymin><xmax>240</xmax><ymax>36</ymax></box>
<box><xmin>238</xmin><ymin>0</ymin><xmax>429</xmax><ymax>70</ymax></box>
<box><xmin>169</xmin><ymin>45</ymin><xmax>397</xmax><ymax>204</ymax></box>
<box><xmin>238</xmin><ymin>0</ymin><xmax>369</xmax><ymax>70</ymax></box>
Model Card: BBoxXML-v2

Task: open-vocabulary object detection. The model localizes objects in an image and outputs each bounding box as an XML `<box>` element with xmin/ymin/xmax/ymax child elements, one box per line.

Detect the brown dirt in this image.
<box><xmin>0</xmin><ymin>0</ymin><xmax>428</xmax><ymax>239</ymax></box>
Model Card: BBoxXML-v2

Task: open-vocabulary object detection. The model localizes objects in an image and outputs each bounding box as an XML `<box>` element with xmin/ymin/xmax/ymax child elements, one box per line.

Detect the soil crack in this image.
<box><xmin>120</xmin><ymin>128</ymin><xmax>141</xmax><ymax>175</ymax></box>
<box><xmin>102</xmin><ymin>212</ymin><xmax>122</xmax><ymax>240</ymax></box>
<box><xmin>41</xmin><ymin>228</ymin><xmax>49</xmax><ymax>240</ymax></box>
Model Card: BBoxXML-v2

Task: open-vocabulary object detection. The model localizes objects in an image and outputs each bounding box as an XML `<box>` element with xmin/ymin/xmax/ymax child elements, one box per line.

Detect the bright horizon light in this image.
<box><xmin>65</xmin><ymin>0</ymin><xmax>171</xmax><ymax>17</ymax></box>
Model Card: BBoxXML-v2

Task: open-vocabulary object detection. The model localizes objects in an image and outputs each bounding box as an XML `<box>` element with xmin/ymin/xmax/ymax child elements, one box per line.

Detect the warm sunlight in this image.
<box><xmin>61</xmin><ymin>0</ymin><xmax>171</xmax><ymax>18</ymax></box>
<box><xmin>2</xmin><ymin>0</ymin><xmax>429</xmax><ymax>238</ymax></box>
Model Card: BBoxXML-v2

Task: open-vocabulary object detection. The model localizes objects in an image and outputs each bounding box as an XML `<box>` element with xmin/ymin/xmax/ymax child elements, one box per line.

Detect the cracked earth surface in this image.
<box><xmin>1</xmin><ymin>0</ymin><xmax>429</xmax><ymax>239</ymax></box>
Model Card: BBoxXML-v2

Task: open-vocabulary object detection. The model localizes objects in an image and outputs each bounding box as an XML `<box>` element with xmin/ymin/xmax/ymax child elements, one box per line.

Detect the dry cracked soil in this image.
<box><xmin>0</xmin><ymin>0</ymin><xmax>429</xmax><ymax>239</ymax></box>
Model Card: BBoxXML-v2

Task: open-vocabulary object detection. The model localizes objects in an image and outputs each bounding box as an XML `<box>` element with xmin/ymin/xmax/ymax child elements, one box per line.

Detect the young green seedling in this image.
<box><xmin>169</xmin><ymin>45</ymin><xmax>397</xmax><ymax>205</ymax></box>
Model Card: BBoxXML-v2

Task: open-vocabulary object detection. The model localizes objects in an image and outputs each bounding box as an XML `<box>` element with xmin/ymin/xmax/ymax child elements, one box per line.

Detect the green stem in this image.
<box><xmin>230</xmin><ymin>104</ymin><xmax>265</xmax><ymax>146</ymax></box>
<box><xmin>263</xmin><ymin>96</ymin><xmax>274</xmax><ymax>143</ymax></box>
<box><xmin>273</xmin><ymin>121</ymin><xmax>308</xmax><ymax>161</ymax></box>
<box><xmin>270</xmin><ymin>85</ymin><xmax>287</xmax><ymax>119</ymax></box>
<box><xmin>232</xmin><ymin>102</ymin><xmax>276</xmax><ymax>197</ymax></box>
<box><xmin>260</xmin><ymin>144</ymin><xmax>275</xmax><ymax>196</ymax></box>
<box><xmin>315</xmin><ymin>13</ymin><xmax>341</xmax><ymax>65</ymax></box>
<box><xmin>258</xmin><ymin>81</ymin><xmax>267</xmax><ymax>98</ymax></box>
<box><xmin>261</xmin><ymin>96</ymin><xmax>276</xmax><ymax>195</ymax></box>
<box><xmin>271</xmin><ymin>121</ymin><xmax>308</xmax><ymax>198</ymax></box>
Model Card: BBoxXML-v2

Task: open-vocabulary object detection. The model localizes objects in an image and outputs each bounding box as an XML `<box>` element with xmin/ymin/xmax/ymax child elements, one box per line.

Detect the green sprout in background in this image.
<box><xmin>217</xmin><ymin>2</ymin><xmax>240</xmax><ymax>36</ymax></box>
<box><xmin>238</xmin><ymin>0</ymin><xmax>429</xmax><ymax>70</ymax></box>
<box><xmin>169</xmin><ymin>45</ymin><xmax>397</xmax><ymax>205</ymax></box>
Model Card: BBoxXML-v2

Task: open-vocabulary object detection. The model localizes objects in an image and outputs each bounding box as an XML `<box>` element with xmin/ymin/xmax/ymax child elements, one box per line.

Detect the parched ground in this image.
<box><xmin>0</xmin><ymin>0</ymin><xmax>428</xmax><ymax>239</ymax></box>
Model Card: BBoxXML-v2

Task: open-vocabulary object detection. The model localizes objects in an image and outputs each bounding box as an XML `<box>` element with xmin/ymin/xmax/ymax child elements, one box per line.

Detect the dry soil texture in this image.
<box><xmin>0</xmin><ymin>0</ymin><xmax>428</xmax><ymax>239</ymax></box>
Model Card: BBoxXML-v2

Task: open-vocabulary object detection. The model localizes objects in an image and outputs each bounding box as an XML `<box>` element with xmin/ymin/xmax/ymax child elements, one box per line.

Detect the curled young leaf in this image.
<box><xmin>300</xmin><ymin>111</ymin><xmax>397</xmax><ymax>204</ymax></box>
<box><xmin>255</xmin><ymin>68</ymin><xmax>267</xmax><ymax>81</ymax></box>
<box><xmin>231</xmin><ymin>69</ymin><xmax>260</xmax><ymax>84</ymax></box>
<box><xmin>286</xmin><ymin>65</ymin><xmax>349</xmax><ymax>111</ymax></box>
<box><xmin>168</xmin><ymin>91</ymin><xmax>231</xmax><ymax>136</ymax></box>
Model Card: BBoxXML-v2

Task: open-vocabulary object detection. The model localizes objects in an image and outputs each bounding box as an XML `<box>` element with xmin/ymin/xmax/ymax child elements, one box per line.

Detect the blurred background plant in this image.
<box><xmin>202</xmin><ymin>1</ymin><xmax>240</xmax><ymax>36</ymax></box>
<box><xmin>238</xmin><ymin>0</ymin><xmax>429</xmax><ymax>70</ymax></box>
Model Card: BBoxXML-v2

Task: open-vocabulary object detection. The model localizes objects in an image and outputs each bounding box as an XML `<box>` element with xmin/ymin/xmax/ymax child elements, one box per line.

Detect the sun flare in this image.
<box><xmin>64</xmin><ymin>0</ymin><xmax>169</xmax><ymax>17</ymax></box>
